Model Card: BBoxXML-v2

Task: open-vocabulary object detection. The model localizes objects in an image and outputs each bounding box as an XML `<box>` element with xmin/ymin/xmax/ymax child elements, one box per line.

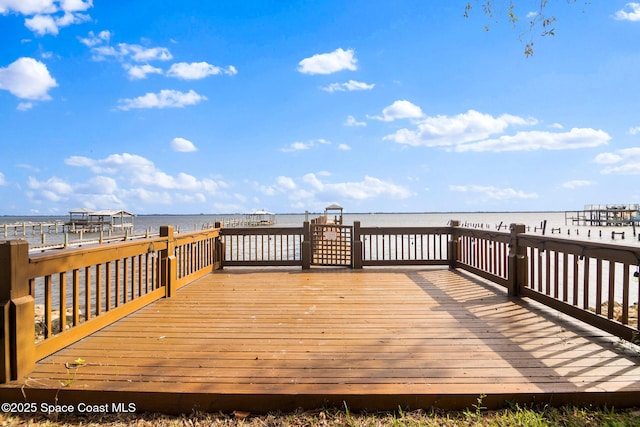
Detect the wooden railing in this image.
<box><xmin>515</xmin><ymin>233</ymin><xmax>640</xmax><ymax>342</ymax></box>
<box><xmin>0</xmin><ymin>225</ymin><xmax>221</xmax><ymax>382</ymax></box>
<box><xmin>173</xmin><ymin>228</ymin><xmax>222</xmax><ymax>289</ymax></box>
<box><xmin>449</xmin><ymin>223</ymin><xmax>639</xmax><ymax>343</ymax></box>
<box><xmin>2</xmin><ymin>219</ymin><xmax>639</xmax><ymax>383</ymax></box>
<box><xmin>219</xmin><ymin>227</ymin><xmax>304</xmax><ymax>267</ymax></box>
<box><xmin>452</xmin><ymin>227</ymin><xmax>512</xmax><ymax>288</ymax></box>
<box><xmin>356</xmin><ymin>224</ymin><xmax>451</xmax><ymax>266</ymax></box>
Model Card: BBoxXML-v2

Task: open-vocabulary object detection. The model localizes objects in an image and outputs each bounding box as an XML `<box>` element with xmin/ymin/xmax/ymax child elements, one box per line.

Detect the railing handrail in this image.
<box><xmin>517</xmin><ymin>233</ymin><xmax>640</xmax><ymax>264</ymax></box>
<box><xmin>27</xmin><ymin>237</ymin><xmax>169</xmax><ymax>277</ymax></box>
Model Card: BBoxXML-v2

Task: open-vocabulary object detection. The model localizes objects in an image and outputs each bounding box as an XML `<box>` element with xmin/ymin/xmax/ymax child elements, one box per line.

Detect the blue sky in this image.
<box><xmin>1</xmin><ymin>1</ymin><xmax>639</xmax><ymax>215</ymax></box>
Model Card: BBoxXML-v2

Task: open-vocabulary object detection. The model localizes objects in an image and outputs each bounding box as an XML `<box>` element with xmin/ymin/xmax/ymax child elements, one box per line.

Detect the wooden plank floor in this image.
<box><xmin>2</xmin><ymin>267</ymin><xmax>640</xmax><ymax>414</ymax></box>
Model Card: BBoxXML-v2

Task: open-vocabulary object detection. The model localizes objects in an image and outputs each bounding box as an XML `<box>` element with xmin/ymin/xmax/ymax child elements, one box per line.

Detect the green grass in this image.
<box><xmin>2</xmin><ymin>405</ymin><xmax>640</xmax><ymax>427</ymax></box>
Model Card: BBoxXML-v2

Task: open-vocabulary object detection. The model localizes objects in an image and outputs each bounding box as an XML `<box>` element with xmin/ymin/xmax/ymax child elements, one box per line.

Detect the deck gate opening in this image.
<box><xmin>311</xmin><ymin>223</ymin><xmax>352</xmax><ymax>266</ymax></box>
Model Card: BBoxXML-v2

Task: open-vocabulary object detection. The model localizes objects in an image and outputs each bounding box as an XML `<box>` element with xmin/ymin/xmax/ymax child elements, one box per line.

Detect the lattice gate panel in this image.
<box><xmin>311</xmin><ymin>224</ymin><xmax>352</xmax><ymax>266</ymax></box>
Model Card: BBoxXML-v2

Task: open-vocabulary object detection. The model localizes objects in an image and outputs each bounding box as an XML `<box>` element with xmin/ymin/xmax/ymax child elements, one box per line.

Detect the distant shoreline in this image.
<box><xmin>0</xmin><ymin>210</ymin><xmax>568</xmax><ymax>218</ymax></box>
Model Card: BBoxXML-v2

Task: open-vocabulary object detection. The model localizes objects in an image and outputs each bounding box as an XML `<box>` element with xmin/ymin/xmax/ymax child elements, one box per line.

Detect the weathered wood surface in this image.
<box><xmin>2</xmin><ymin>268</ymin><xmax>639</xmax><ymax>414</ymax></box>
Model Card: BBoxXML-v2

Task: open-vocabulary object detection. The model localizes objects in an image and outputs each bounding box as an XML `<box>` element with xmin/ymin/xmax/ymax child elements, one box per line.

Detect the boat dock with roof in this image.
<box><xmin>65</xmin><ymin>209</ymin><xmax>135</xmax><ymax>233</ymax></box>
<box><xmin>565</xmin><ymin>204</ymin><xmax>640</xmax><ymax>226</ymax></box>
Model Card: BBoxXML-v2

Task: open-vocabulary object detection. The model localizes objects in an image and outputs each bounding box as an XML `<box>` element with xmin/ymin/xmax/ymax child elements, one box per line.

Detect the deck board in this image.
<box><xmin>2</xmin><ymin>267</ymin><xmax>640</xmax><ymax>413</ymax></box>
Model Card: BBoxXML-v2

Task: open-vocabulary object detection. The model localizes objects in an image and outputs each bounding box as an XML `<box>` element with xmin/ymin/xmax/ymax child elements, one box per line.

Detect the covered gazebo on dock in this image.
<box><xmin>324</xmin><ymin>203</ymin><xmax>343</xmax><ymax>224</ymax></box>
<box><xmin>66</xmin><ymin>209</ymin><xmax>135</xmax><ymax>233</ymax></box>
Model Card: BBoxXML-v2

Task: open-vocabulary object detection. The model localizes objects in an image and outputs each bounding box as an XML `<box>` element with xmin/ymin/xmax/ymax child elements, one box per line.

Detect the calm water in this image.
<box><xmin>2</xmin><ymin>211</ymin><xmax>639</xmax><ymax>248</ymax></box>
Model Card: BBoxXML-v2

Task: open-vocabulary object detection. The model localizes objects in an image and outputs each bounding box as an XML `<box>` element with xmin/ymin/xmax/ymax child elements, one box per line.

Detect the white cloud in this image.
<box><xmin>121</xmin><ymin>44</ymin><xmax>173</xmax><ymax>62</ymax></box>
<box><xmin>628</xmin><ymin>126</ymin><xmax>640</xmax><ymax>135</ymax></box>
<box><xmin>300</xmin><ymin>173</ymin><xmax>413</xmax><ymax>201</ymax></box>
<box><xmin>116</xmin><ymin>89</ymin><xmax>206</xmax><ymax>110</ymax></box>
<box><xmin>281</xmin><ymin>138</ymin><xmax>330</xmax><ymax>152</ymax></box>
<box><xmin>78</xmin><ymin>30</ymin><xmax>110</xmax><ymax>47</ymax></box>
<box><xmin>613</xmin><ymin>3</ymin><xmax>640</xmax><ymax>21</ymax></box>
<box><xmin>454</xmin><ymin>128</ymin><xmax>610</xmax><ymax>152</ymax></box>
<box><xmin>0</xmin><ymin>0</ymin><xmax>57</xmax><ymax>15</ymax></box>
<box><xmin>370</xmin><ymin>100</ymin><xmax>424</xmax><ymax>122</ymax></box>
<box><xmin>0</xmin><ymin>57</ymin><xmax>57</xmax><ymax>100</ymax></box>
<box><xmin>383</xmin><ymin>109</ymin><xmax>606</xmax><ymax>151</ymax></box>
<box><xmin>59</xmin><ymin>0</ymin><xmax>93</xmax><ymax>13</ymax></box>
<box><xmin>0</xmin><ymin>172</ymin><xmax>7</xmax><ymax>186</ymax></box>
<box><xmin>562</xmin><ymin>180</ymin><xmax>594</xmax><ymax>189</ymax></box>
<box><xmin>321</xmin><ymin>80</ymin><xmax>375</xmax><ymax>92</ymax></box>
<box><xmin>124</xmin><ymin>64</ymin><xmax>163</xmax><ymax>80</ymax></box>
<box><xmin>5</xmin><ymin>1</ymin><xmax>94</xmax><ymax>35</ymax></box>
<box><xmin>91</xmin><ymin>43</ymin><xmax>172</xmax><ymax>62</ymax></box>
<box><xmin>345</xmin><ymin>115</ymin><xmax>366</xmax><ymax>127</ymax></box>
<box><xmin>449</xmin><ymin>185</ymin><xmax>538</xmax><ymax>200</ymax></box>
<box><xmin>27</xmin><ymin>176</ymin><xmax>74</xmax><ymax>201</ymax></box>
<box><xmin>65</xmin><ymin>153</ymin><xmax>224</xmax><ymax>195</ymax></box>
<box><xmin>596</xmin><ymin>147</ymin><xmax>640</xmax><ymax>175</ymax></box>
<box><xmin>24</xmin><ymin>14</ymin><xmax>58</xmax><ymax>35</ymax></box>
<box><xmin>276</xmin><ymin>176</ymin><xmax>297</xmax><ymax>191</ymax></box>
<box><xmin>171</xmin><ymin>137</ymin><xmax>197</xmax><ymax>152</ymax></box>
<box><xmin>270</xmin><ymin>174</ymin><xmax>412</xmax><ymax>207</ymax></box>
<box><xmin>386</xmin><ymin>109</ymin><xmax>535</xmax><ymax>146</ymax></box>
<box><xmin>298</xmin><ymin>48</ymin><xmax>357</xmax><ymax>75</ymax></box>
<box><xmin>166</xmin><ymin>62</ymin><xmax>237</xmax><ymax>79</ymax></box>
<box><xmin>594</xmin><ymin>152</ymin><xmax>623</xmax><ymax>164</ymax></box>
<box><xmin>338</xmin><ymin>144</ymin><xmax>351</xmax><ymax>151</ymax></box>
<box><xmin>17</xmin><ymin>101</ymin><xmax>33</xmax><ymax>111</ymax></box>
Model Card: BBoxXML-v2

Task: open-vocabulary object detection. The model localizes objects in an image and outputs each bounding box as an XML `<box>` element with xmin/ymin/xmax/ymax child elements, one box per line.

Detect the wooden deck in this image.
<box><xmin>2</xmin><ymin>267</ymin><xmax>640</xmax><ymax>414</ymax></box>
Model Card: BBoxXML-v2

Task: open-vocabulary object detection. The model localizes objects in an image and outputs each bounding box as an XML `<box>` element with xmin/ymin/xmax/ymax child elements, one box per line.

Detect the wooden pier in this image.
<box><xmin>1</xmin><ymin>221</ymin><xmax>66</xmax><ymax>238</ymax></box>
<box><xmin>566</xmin><ymin>204</ymin><xmax>640</xmax><ymax>226</ymax></box>
<box><xmin>1</xmin><ymin>221</ymin><xmax>639</xmax><ymax>415</ymax></box>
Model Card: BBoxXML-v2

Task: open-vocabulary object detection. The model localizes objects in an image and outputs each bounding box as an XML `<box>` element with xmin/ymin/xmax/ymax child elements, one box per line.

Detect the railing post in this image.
<box><xmin>302</xmin><ymin>221</ymin><xmax>311</xmax><ymax>269</ymax></box>
<box><xmin>508</xmin><ymin>223</ymin><xmax>527</xmax><ymax>297</ymax></box>
<box><xmin>160</xmin><ymin>226</ymin><xmax>177</xmax><ymax>298</ymax></box>
<box><xmin>214</xmin><ymin>222</ymin><xmax>225</xmax><ymax>270</ymax></box>
<box><xmin>0</xmin><ymin>240</ymin><xmax>35</xmax><ymax>382</ymax></box>
<box><xmin>448</xmin><ymin>220</ymin><xmax>460</xmax><ymax>270</ymax></box>
<box><xmin>352</xmin><ymin>221</ymin><xmax>363</xmax><ymax>269</ymax></box>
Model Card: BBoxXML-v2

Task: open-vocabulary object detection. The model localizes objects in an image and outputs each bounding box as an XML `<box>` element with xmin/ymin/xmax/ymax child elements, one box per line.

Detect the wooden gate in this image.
<box><xmin>311</xmin><ymin>224</ymin><xmax>352</xmax><ymax>266</ymax></box>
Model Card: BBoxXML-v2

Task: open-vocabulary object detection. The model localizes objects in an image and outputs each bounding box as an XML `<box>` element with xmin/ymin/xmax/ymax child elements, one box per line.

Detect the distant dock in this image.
<box><xmin>565</xmin><ymin>203</ymin><xmax>639</xmax><ymax>226</ymax></box>
<box><xmin>2</xmin><ymin>221</ymin><xmax>66</xmax><ymax>238</ymax></box>
<box><xmin>217</xmin><ymin>210</ymin><xmax>276</xmax><ymax>228</ymax></box>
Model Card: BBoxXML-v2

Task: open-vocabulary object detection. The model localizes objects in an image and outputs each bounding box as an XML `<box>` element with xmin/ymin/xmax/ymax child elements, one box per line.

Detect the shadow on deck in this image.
<box><xmin>1</xmin><ymin>267</ymin><xmax>639</xmax><ymax>414</ymax></box>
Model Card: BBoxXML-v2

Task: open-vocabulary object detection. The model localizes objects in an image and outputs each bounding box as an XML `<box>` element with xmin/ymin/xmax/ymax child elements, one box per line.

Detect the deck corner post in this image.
<box><xmin>214</xmin><ymin>222</ymin><xmax>224</xmax><ymax>270</ymax></box>
<box><xmin>215</xmin><ymin>237</ymin><xmax>225</xmax><ymax>270</ymax></box>
<box><xmin>352</xmin><ymin>221</ymin><xmax>363</xmax><ymax>269</ymax></box>
<box><xmin>508</xmin><ymin>223</ymin><xmax>527</xmax><ymax>297</ymax></box>
<box><xmin>448</xmin><ymin>220</ymin><xmax>460</xmax><ymax>270</ymax></box>
<box><xmin>302</xmin><ymin>221</ymin><xmax>311</xmax><ymax>269</ymax></box>
<box><xmin>0</xmin><ymin>240</ymin><xmax>35</xmax><ymax>383</ymax></box>
<box><xmin>159</xmin><ymin>226</ymin><xmax>177</xmax><ymax>298</ymax></box>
